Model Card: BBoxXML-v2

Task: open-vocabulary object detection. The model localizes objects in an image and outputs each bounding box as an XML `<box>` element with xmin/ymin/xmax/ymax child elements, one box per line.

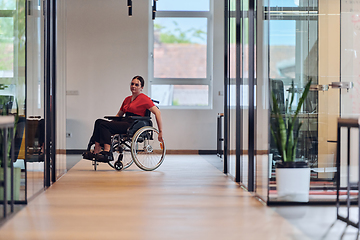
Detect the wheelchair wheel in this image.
<box><xmin>114</xmin><ymin>161</ymin><xmax>123</xmax><ymax>171</ymax></box>
<box><xmin>131</xmin><ymin>126</ymin><xmax>166</xmax><ymax>171</ymax></box>
<box><xmin>108</xmin><ymin>141</ymin><xmax>133</xmax><ymax>170</ymax></box>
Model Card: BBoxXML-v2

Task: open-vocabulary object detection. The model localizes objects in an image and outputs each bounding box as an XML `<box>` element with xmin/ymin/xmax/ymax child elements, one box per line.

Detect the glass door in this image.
<box><xmin>26</xmin><ymin>0</ymin><xmax>45</xmax><ymax>199</ymax></box>
<box><xmin>338</xmin><ymin>0</ymin><xmax>360</xmax><ymax>195</ymax></box>
<box><xmin>268</xmin><ymin>0</ymin><xmax>321</xmax><ymax>202</ymax></box>
<box><xmin>0</xmin><ymin>0</ymin><xmax>26</xmax><ymax>206</ymax></box>
<box><xmin>240</xmin><ymin>0</ymin><xmax>250</xmax><ymax>188</ymax></box>
<box><xmin>226</xmin><ymin>0</ymin><xmax>237</xmax><ymax>180</ymax></box>
<box><xmin>268</xmin><ymin>0</ymin><xmax>360</xmax><ymax>203</ymax></box>
<box><xmin>314</xmin><ymin>0</ymin><xmax>340</xmax><ymax>201</ymax></box>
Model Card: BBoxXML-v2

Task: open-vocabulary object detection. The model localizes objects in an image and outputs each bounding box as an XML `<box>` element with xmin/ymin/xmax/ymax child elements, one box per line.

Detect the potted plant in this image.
<box><xmin>271</xmin><ymin>79</ymin><xmax>312</xmax><ymax>202</ymax></box>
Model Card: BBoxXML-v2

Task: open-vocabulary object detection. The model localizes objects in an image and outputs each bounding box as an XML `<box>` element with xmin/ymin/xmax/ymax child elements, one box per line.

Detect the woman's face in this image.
<box><xmin>130</xmin><ymin>78</ymin><xmax>143</xmax><ymax>95</ymax></box>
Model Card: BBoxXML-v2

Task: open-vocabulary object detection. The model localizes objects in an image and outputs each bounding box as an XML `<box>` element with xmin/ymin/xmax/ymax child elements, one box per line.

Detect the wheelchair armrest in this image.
<box><xmin>104</xmin><ymin>116</ymin><xmax>124</xmax><ymax>121</ymax></box>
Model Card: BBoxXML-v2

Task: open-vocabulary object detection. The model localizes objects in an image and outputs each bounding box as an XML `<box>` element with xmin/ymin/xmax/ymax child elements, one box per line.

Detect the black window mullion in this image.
<box><xmin>247</xmin><ymin>0</ymin><xmax>255</xmax><ymax>192</ymax></box>
<box><xmin>51</xmin><ymin>0</ymin><xmax>57</xmax><ymax>183</ymax></box>
<box><xmin>223</xmin><ymin>0</ymin><xmax>229</xmax><ymax>174</ymax></box>
<box><xmin>44</xmin><ymin>0</ymin><xmax>56</xmax><ymax>187</ymax></box>
<box><xmin>44</xmin><ymin>0</ymin><xmax>51</xmax><ymax>188</ymax></box>
<box><xmin>235</xmin><ymin>0</ymin><xmax>241</xmax><ymax>183</ymax></box>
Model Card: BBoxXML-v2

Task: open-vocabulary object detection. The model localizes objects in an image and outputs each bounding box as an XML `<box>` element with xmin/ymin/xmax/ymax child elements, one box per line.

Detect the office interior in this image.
<box><xmin>1</xmin><ymin>0</ymin><xmax>360</xmax><ymax>234</ymax></box>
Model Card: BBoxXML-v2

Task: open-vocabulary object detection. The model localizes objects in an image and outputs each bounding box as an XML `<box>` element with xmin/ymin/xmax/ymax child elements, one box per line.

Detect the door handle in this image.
<box><xmin>329</xmin><ymin>82</ymin><xmax>353</xmax><ymax>90</ymax></box>
<box><xmin>309</xmin><ymin>82</ymin><xmax>353</xmax><ymax>92</ymax></box>
<box><xmin>310</xmin><ymin>85</ymin><xmax>329</xmax><ymax>91</ymax></box>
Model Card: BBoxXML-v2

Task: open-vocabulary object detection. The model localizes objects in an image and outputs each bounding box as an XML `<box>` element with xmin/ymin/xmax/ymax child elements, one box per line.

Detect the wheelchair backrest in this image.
<box><xmin>127</xmin><ymin>119</ymin><xmax>152</xmax><ymax>136</ymax></box>
<box><xmin>127</xmin><ymin>99</ymin><xmax>159</xmax><ymax>137</ymax></box>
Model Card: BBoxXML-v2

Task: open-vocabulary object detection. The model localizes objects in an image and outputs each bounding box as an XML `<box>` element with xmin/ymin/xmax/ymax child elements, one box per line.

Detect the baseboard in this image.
<box><xmin>66</xmin><ymin>149</ymin><xmax>218</xmax><ymax>155</ymax></box>
<box><xmin>198</xmin><ymin>150</ymin><xmax>217</xmax><ymax>155</ymax></box>
<box><xmin>66</xmin><ymin>149</ymin><xmax>268</xmax><ymax>155</ymax></box>
<box><xmin>66</xmin><ymin>149</ymin><xmax>86</xmax><ymax>154</ymax></box>
<box><xmin>56</xmin><ymin>149</ymin><xmax>67</xmax><ymax>154</ymax></box>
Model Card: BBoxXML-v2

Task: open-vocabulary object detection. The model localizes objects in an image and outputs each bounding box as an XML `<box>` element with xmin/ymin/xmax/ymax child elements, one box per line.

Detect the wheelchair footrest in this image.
<box><xmin>95</xmin><ymin>151</ymin><xmax>113</xmax><ymax>162</ymax></box>
<box><xmin>93</xmin><ymin>158</ymin><xmax>112</xmax><ymax>163</ymax></box>
<box><xmin>82</xmin><ymin>151</ymin><xmax>95</xmax><ymax>160</ymax></box>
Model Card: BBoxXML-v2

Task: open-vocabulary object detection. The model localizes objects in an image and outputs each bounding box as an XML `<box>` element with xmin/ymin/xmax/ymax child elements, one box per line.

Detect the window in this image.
<box><xmin>0</xmin><ymin>17</ymin><xmax>14</xmax><ymax>78</ymax></box>
<box><xmin>149</xmin><ymin>0</ymin><xmax>212</xmax><ymax>108</ymax></box>
<box><xmin>0</xmin><ymin>0</ymin><xmax>26</xmax><ymax>116</ymax></box>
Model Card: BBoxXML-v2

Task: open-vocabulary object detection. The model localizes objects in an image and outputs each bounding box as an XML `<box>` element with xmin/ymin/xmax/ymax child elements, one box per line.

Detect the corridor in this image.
<box><xmin>0</xmin><ymin>155</ymin><xmax>308</xmax><ymax>240</ymax></box>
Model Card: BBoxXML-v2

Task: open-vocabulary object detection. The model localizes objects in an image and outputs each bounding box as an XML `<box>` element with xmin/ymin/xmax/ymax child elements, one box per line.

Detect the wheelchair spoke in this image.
<box><xmin>109</xmin><ymin>140</ymin><xmax>133</xmax><ymax>170</ymax></box>
<box><xmin>131</xmin><ymin>126</ymin><xmax>165</xmax><ymax>171</ymax></box>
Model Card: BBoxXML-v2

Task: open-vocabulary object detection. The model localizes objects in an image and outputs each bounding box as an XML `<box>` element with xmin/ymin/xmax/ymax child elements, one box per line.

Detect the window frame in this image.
<box><xmin>148</xmin><ymin>4</ymin><xmax>213</xmax><ymax>109</ymax></box>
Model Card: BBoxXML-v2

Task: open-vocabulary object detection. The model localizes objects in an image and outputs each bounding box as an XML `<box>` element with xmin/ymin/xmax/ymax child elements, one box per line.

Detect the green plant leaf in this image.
<box><xmin>271</xmin><ymin>79</ymin><xmax>312</xmax><ymax>163</ymax></box>
<box><xmin>271</xmin><ymin>92</ymin><xmax>287</xmax><ymax>162</ymax></box>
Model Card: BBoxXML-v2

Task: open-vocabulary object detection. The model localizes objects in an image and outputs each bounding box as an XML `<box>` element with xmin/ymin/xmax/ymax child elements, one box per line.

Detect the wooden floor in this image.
<box><xmin>0</xmin><ymin>155</ymin><xmax>309</xmax><ymax>240</ymax></box>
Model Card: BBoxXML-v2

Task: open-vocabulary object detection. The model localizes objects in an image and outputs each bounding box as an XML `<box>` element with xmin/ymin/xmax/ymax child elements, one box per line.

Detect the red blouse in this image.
<box><xmin>120</xmin><ymin>93</ymin><xmax>155</xmax><ymax>117</ymax></box>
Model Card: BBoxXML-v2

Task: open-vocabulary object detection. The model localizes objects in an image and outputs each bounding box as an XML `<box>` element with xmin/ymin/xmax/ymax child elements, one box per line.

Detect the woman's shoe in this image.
<box><xmin>95</xmin><ymin>151</ymin><xmax>113</xmax><ymax>162</ymax></box>
<box><xmin>82</xmin><ymin>151</ymin><xmax>95</xmax><ymax>160</ymax></box>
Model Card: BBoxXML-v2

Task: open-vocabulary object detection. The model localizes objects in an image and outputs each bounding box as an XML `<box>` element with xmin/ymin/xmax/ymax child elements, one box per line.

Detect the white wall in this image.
<box><xmin>65</xmin><ymin>0</ymin><xmax>224</xmax><ymax>151</ymax></box>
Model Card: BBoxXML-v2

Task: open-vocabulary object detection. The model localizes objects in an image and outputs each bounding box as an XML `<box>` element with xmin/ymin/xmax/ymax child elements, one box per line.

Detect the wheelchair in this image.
<box><xmin>85</xmin><ymin>103</ymin><xmax>166</xmax><ymax>171</ymax></box>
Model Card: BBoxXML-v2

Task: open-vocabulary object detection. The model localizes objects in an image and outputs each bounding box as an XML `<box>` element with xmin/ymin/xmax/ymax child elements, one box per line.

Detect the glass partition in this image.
<box><xmin>268</xmin><ymin>0</ymin><xmax>320</xmax><ymax>202</ymax></box>
<box><xmin>55</xmin><ymin>0</ymin><xmax>67</xmax><ymax>181</ymax></box>
<box><xmin>265</xmin><ymin>0</ymin><xmax>359</xmax><ymax>203</ymax></box>
<box><xmin>339</xmin><ymin>0</ymin><xmax>360</xmax><ymax>203</ymax></box>
<box><xmin>227</xmin><ymin>0</ymin><xmax>236</xmax><ymax>180</ymax></box>
<box><xmin>26</xmin><ymin>0</ymin><xmax>44</xmax><ymax>199</ymax></box>
<box><xmin>0</xmin><ymin>0</ymin><xmax>26</xmax><ymax>204</ymax></box>
<box><xmin>255</xmin><ymin>0</ymin><xmax>270</xmax><ymax>202</ymax></box>
<box><xmin>224</xmin><ymin>0</ymin><xmax>360</xmax><ymax>203</ymax></box>
<box><xmin>240</xmin><ymin>0</ymin><xmax>250</xmax><ymax>188</ymax></box>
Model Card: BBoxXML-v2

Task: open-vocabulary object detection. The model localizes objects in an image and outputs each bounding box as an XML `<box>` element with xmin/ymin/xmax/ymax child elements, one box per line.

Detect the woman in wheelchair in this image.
<box><xmin>82</xmin><ymin>75</ymin><xmax>163</xmax><ymax>162</ymax></box>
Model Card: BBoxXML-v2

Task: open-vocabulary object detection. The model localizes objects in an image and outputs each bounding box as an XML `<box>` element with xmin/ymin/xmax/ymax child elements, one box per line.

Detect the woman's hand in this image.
<box><xmin>158</xmin><ymin>131</ymin><xmax>163</xmax><ymax>143</ymax></box>
<box><xmin>116</xmin><ymin>110</ymin><xmax>124</xmax><ymax>117</ymax></box>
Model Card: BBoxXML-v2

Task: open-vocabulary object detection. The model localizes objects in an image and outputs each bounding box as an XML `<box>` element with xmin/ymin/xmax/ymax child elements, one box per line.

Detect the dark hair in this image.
<box><xmin>132</xmin><ymin>75</ymin><xmax>145</xmax><ymax>87</ymax></box>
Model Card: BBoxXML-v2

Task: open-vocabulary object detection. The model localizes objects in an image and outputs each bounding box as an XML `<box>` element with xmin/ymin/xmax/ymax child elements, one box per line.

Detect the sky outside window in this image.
<box><xmin>157</xmin><ymin>0</ymin><xmax>209</xmax><ymax>11</ymax></box>
<box><xmin>269</xmin><ymin>21</ymin><xmax>296</xmax><ymax>46</ymax></box>
<box><xmin>270</xmin><ymin>0</ymin><xmax>298</xmax><ymax>7</ymax></box>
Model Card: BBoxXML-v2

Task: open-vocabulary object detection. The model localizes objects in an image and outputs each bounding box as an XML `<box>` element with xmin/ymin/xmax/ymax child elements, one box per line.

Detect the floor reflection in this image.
<box><xmin>273</xmin><ymin>206</ymin><xmax>360</xmax><ymax>240</ymax></box>
<box><xmin>26</xmin><ymin>162</ymin><xmax>44</xmax><ymax>199</ymax></box>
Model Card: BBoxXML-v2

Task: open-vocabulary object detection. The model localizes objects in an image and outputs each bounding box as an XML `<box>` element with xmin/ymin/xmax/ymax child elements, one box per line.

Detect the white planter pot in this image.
<box><xmin>276</xmin><ymin>167</ymin><xmax>310</xmax><ymax>202</ymax></box>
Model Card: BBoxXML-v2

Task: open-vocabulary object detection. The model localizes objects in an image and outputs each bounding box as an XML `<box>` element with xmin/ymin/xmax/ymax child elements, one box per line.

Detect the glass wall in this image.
<box><xmin>268</xmin><ymin>0</ymin><xmax>320</xmax><ymax>202</ymax></box>
<box><xmin>0</xmin><ymin>0</ymin><xmax>26</xmax><ymax>207</ymax></box>
<box><xmin>226</xmin><ymin>0</ymin><xmax>236</xmax><ymax>180</ymax></box>
<box><xmin>26</xmin><ymin>0</ymin><xmax>44</xmax><ymax>200</ymax></box>
<box><xmin>255</xmin><ymin>0</ymin><xmax>270</xmax><ymax>202</ymax></box>
<box><xmin>225</xmin><ymin>0</ymin><xmax>259</xmax><ymax>188</ymax></box>
<box><xmin>55</xmin><ymin>0</ymin><xmax>67</xmax><ymax>180</ymax></box>
<box><xmin>0</xmin><ymin>0</ymin><xmax>67</xmax><ymax>209</ymax></box>
<box><xmin>240</xmin><ymin>0</ymin><xmax>251</xmax><ymax>188</ymax></box>
<box><xmin>224</xmin><ymin>0</ymin><xmax>360</xmax><ymax>203</ymax></box>
<box><xmin>339</xmin><ymin>0</ymin><xmax>360</xmax><ymax>201</ymax></box>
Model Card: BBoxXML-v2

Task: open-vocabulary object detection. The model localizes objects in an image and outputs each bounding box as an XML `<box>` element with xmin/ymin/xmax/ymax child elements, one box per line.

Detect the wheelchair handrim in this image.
<box><xmin>131</xmin><ymin>126</ymin><xmax>166</xmax><ymax>171</ymax></box>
